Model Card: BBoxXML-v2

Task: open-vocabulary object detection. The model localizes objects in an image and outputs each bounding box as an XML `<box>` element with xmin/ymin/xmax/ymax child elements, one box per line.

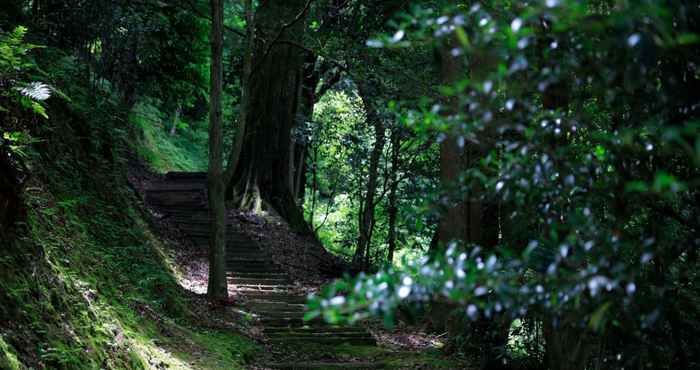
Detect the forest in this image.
<box><xmin>1</xmin><ymin>0</ymin><xmax>699</xmax><ymax>369</ymax></box>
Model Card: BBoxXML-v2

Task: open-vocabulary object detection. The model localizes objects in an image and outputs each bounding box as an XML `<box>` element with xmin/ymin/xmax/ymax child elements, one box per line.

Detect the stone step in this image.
<box><xmin>165</xmin><ymin>172</ymin><xmax>207</xmax><ymax>180</ymax></box>
<box><xmin>225</xmin><ymin>249</ymin><xmax>267</xmax><ymax>254</ymax></box>
<box><xmin>189</xmin><ymin>236</ymin><xmax>259</xmax><ymax>245</ymax></box>
<box><xmin>253</xmin><ymin>310</ymin><xmax>306</xmax><ymax>318</ymax></box>
<box><xmin>268</xmin><ymin>336</ymin><xmax>377</xmax><ymax>346</ymax></box>
<box><xmin>156</xmin><ymin>208</ymin><xmax>209</xmax><ymax>215</ymax></box>
<box><xmin>227</xmin><ymin>263</ymin><xmax>279</xmax><ymax>271</ymax></box>
<box><xmin>228</xmin><ymin>268</ymin><xmax>282</xmax><ymax>275</ymax></box>
<box><xmin>226</xmin><ymin>257</ymin><xmax>271</xmax><ymax>264</ymax></box>
<box><xmin>265</xmin><ymin>362</ymin><xmax>385</xmax><ymax>369</ymax></box>
<box><xmin>224</xmin><ymin>253</ymin><xmax>270</xmax><ymax>260</ymax></box>
<box><xmin>146</xmin><ymin>186</ymin><xmax>205</xmax><ymax>193</ymax></box>
<box><xmin>259</xmin><ymin>317</ymin><xmax>306</xmax><ymax>326</ymax></box>
<box><xmin>228</xmin><ymin>277</ymin><xmax>290</xmax><ymax>285</ymax></box>
<box><xmin>247</xmin><ymin>302</ymin><xmax>305</xmax><ymax>311</ymax></box>
<box><xmin>147</xmin><ymin>200</ymin><xmax>206</xmax><ymax>208</ymax></box>
<box><xmin>266</xmin><ymin>332</ymin><xmax>372</xmax><ymax>339</ymax></box>
<box><xmin>229</xmin><ymin>272</ymin><xmax>288</xmax><ymax>279</ymax></box>
<box><xmin>226</xmin><ymin>261</ymin><xmax>277</xmax><ymax>268</ymax></box>
<box><xmin>234</xmin><ymin>284</ymin><xmax>297</xmax><ymax>291</ymax></box>
<box><xmin>263</xmin><ymin>327</ymin><xmax>366</xmax><ymax>334</ymax></box>
<box><xmin>243</xmin><ymin>294</ymin><xmax>308</xmax><ymax>303</ymax></box>
<box><xmin>147</xmin><ymin>197</ymin><xmax>206</xmax><ymax>205</ymax></box>
<box><xmin>176</xmin><ymin>223</ymin><xmax>245</xmax><ymax>230</ymax></box>
<box><xmin>226</xmin><ymin>264</ymin><xmax>284</xmax><ymax>275</ymax></box>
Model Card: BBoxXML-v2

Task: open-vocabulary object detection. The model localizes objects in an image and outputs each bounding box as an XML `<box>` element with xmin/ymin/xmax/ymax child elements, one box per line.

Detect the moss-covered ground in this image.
<box><xmin>0</xmin><ymin>73</ymin><xmax>257</xmax><ymax>368</ymax></box>
<box><xmin>0</xmin><ymin>163</ymin><xmax>259</xmax><ymax>369</ymax></box>
<box><xmin>258</xmin><ymin>341</ymin><xmax>469</xmax><ymax>369</ymax></box>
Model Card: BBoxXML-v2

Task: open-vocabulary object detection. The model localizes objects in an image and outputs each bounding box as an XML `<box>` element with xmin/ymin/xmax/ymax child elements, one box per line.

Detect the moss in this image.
<box><xmin>275</xmin><ymin>342</ymin><xmax>467</xmax><ymax>370</ymax></box>
<box><xmin>0</xmin><ymin>336</ymin><xmax>23</xmax><ymax>370</ymax></box>
<box><xmin>130</xmin><ymin>100</ymin><xmax>208</xmax><ymax>173</ymax></box>
<box><xmin>1</xmin><ymin>157</ymin><xmax>256</xmax><ymax>369</ymax></box>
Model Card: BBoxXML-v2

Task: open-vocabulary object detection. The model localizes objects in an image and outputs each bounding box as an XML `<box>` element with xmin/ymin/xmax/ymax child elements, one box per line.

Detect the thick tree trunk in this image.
<box><xmin>437</xmin><ymin>37</ymin><xmax>467</xmax><ymax>246</ymax></box>
<box><xmin>230</xmin><ymin>0</ymin><xmax>310</xmax><ymax>234</ymax></box>
<box><xmin>436</xmin><ymin>37</ymin><xmax>497</xmax><ymax>248</ymax></box>
<box><xmin>436</xmin><ymin>36</ymin><xmax>505</xmax><ymax>370</ymax></box>
<box><xmin>206</xmin><ymin>0</ymin><xmax>228</xmax><ymax>302</ymax></box>
<box><xmin>353</xmin><ymin>80</ymin><xmax>385</xmax><ymax>268</ymax></box>
<box><xmin>386</xmin><ymin>131</ymin><xmax>401</xmax><ymax>265</ymax></box>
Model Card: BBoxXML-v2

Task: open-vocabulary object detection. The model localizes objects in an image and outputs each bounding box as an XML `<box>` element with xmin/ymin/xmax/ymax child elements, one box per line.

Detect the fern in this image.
<box><xmin>17</xmin><ymin>81</ymin><xmax>51</xmax><ymax>101</ymax></box>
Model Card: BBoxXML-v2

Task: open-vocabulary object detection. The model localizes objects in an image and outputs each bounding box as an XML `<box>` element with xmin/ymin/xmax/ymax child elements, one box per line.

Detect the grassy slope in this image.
<box><xmin>131</xmin><ymin>100</ymin><xmax>209</xmax><ymax>174</ymax></box>
<box><xmin>0</xmin><ymin>79</ymin><xmax>255</xmax><ymax>369</ymax></box>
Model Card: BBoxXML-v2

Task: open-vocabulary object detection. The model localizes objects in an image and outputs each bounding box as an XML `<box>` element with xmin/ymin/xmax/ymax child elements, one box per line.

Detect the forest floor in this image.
<box><xmin>130</xmin><ymin>165</ymin><xmax>470</xmax><ymax>369</ymax></box>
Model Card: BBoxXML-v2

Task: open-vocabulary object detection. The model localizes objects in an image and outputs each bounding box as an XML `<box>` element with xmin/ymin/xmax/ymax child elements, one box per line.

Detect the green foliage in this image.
<box><xmin>0</xmin><ymin>26</ymin><xmax>50</xmax><ymax>113</ymax></box>
<box><xmin>306</xmin><ymin>89</ymin><xmax>439</xmax><ymax>265</ymax></box>
<box><xmin>309</xmin><ymin>1</ymin><xmax>700</xmax><ymax>368</ymax></box>
<box><xmin>0</xmin><ymin>25</ymin><xmax>255</xmax><ymax>368</ymax></box>
<box><xmin>131</xmin><ymin>99</ymin><xmax>209</xmax><ymax>173</ymax></box>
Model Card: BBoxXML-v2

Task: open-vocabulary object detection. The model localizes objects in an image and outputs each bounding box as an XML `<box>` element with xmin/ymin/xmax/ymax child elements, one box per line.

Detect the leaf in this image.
<box><xmin>589</xmin><ymin>301</ymin><xmax>612</xmax><ymax>332</ymax></box>
<box><xmin>677</xmin><ymin>33</ymin><xmax>700</xmax><ymax>45</ymax></box>
<box><xmin>18</xmin><ymin>82</ymin><xmax>51</xmax><ymax>101</ymax></box>
<box><xmin>455</xmin><ymin>26</ymin><xmax>470</xmax><ymax>47</ymax></box>
<box><xmin>625</xmin><ymin>181</ymin><xmax>648</xmax><ymax>193</ymax></box>
<box><xmin>31</xmin><ymin>101</ymin><xmax>48</xmax><ymax>119</ymax></box>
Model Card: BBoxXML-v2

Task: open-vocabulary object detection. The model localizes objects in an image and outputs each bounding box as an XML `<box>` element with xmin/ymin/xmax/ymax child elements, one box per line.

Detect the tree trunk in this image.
<box><xmin>353</xmin><ymin>80</ymin><xmax>385</xmax><ymax>268</ymax></box>
<box><xmin>386</xmin><ymin>130</ymin><xmax>401</xmax><ymax>265</ymax></box>
<box><xmin>229</xmin><ymin>0</ymin><xmax>310</xmax><ymax>234</ymax></box>
<box><xmin>436</xmin><ymin>36</ymin><xmax>497</xmax><ymax>248</ymax></box>
<box><xmin>169</xmin><ymin>105</ymin><xmax>181</xmax><ymax>136</ymax></box>
<box><xmin>308</xmin><ymin>143</ymin><xmax>319</xmax><ymax>228</ymax></box>
<box><xmin>206</xmin><ymin>0</ymin><xmax>228</xmax><ymax>302</ymax></box>
<box><xmin>291</xmin><ymin>53</ymin><xmax>318</xmax><ymax>203</ymax></box>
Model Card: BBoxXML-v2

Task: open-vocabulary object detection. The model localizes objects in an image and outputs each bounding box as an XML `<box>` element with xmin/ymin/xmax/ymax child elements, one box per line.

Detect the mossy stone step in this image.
<box><xmin>226</xmin><ymin>262</ymin><xmax>279</xmax><ymax>269</ymax></box>
<box><xmin>268</xmin><ymin>337</ymin><xmax>377</xmax><ymax>346</ymax></box>
<box><xmin>228</xmin><ymin>277</ymin><xmax>290</xmax><ymax>285</ymax></box>
<box><xmin>234</xmin><ymin>284</ymin><xmax>297</xmax><ymax>291</ymax></box>
<box><xmin>253</xmin><ymin>310</ymin><xmax>306</xmax><ymax>319</ymax></box>
<box><xmin>228</xmin><ymin>263</ymin><xmax>281</xmax><ymax>269</ymax></box>
<box><xmin>243</xmin><ymin>294</ymin><xmax>308</xmax><ymax>304</ymax></box>
<box><xmin>228</xmin><ymin>267</ymin><xmax>283</xmax><ymax>274</ymax></box>
<box><xmin>229</xmin><ymin>272</ymin><xmax>288</xmax><ymax>279</ymax></box>
<box><xmin>265</xmin><ymin>362</ymin><xmax>385</xmax><ymax>369</ymax></box>
<box><xmin>265</xmin><ymin>328</ymin><xmax>374</xmax><ymax>339</ymax></box>
<box><xmin>263</xmin><ymin>327</ymin><xmax>367</xmax><ymax>334</ymax></box>
<box><xmin>247</xmin><ymin>302</ymin><xmax>305</xmax><ymax>311</ymax></box>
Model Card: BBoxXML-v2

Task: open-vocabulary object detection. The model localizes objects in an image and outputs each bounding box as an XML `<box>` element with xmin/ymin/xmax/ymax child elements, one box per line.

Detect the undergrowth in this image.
<box><xmin>0</xmin><ymin>51</ymin><xmax>256</xmax><ymax>369</ymax></box>
<box><xmin>131</xmin><ymin>99</ymin><xmax>208</xmax><ymax>174</ymax></box>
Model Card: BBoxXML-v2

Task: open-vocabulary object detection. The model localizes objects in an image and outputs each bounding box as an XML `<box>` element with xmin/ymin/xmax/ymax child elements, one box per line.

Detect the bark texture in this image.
<box><xmin>206</xmin><ymin>0</ymin><xmax>228</xmax><ymax>301</ymax></box>
<box><xmin>230</xmin><ymin>0</ymin><xmax>310</xmax><ymax>233</ymax></box>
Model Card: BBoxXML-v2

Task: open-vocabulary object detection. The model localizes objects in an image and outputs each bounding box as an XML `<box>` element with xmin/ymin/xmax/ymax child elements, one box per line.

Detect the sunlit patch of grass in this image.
<box><xmin>1</xmin><ymin>167</ymin><xmax>257</xmax><ymax>368</ymax></box>
<box><xmin>0</xmin><ymin>336</ymin><xmax>22</xmax><ymax>370</ymax></box>
<box><xmin>131</xmin><ymin>100</ymin><xmax>208</xmax><ymax>173</ymax></box>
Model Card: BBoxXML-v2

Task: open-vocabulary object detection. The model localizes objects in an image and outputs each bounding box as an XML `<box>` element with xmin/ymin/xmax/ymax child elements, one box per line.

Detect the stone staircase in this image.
<box><xmin>145</xmin><ymin>172</ymin><xmax>375</xmax><ymax>348</ymax></box>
